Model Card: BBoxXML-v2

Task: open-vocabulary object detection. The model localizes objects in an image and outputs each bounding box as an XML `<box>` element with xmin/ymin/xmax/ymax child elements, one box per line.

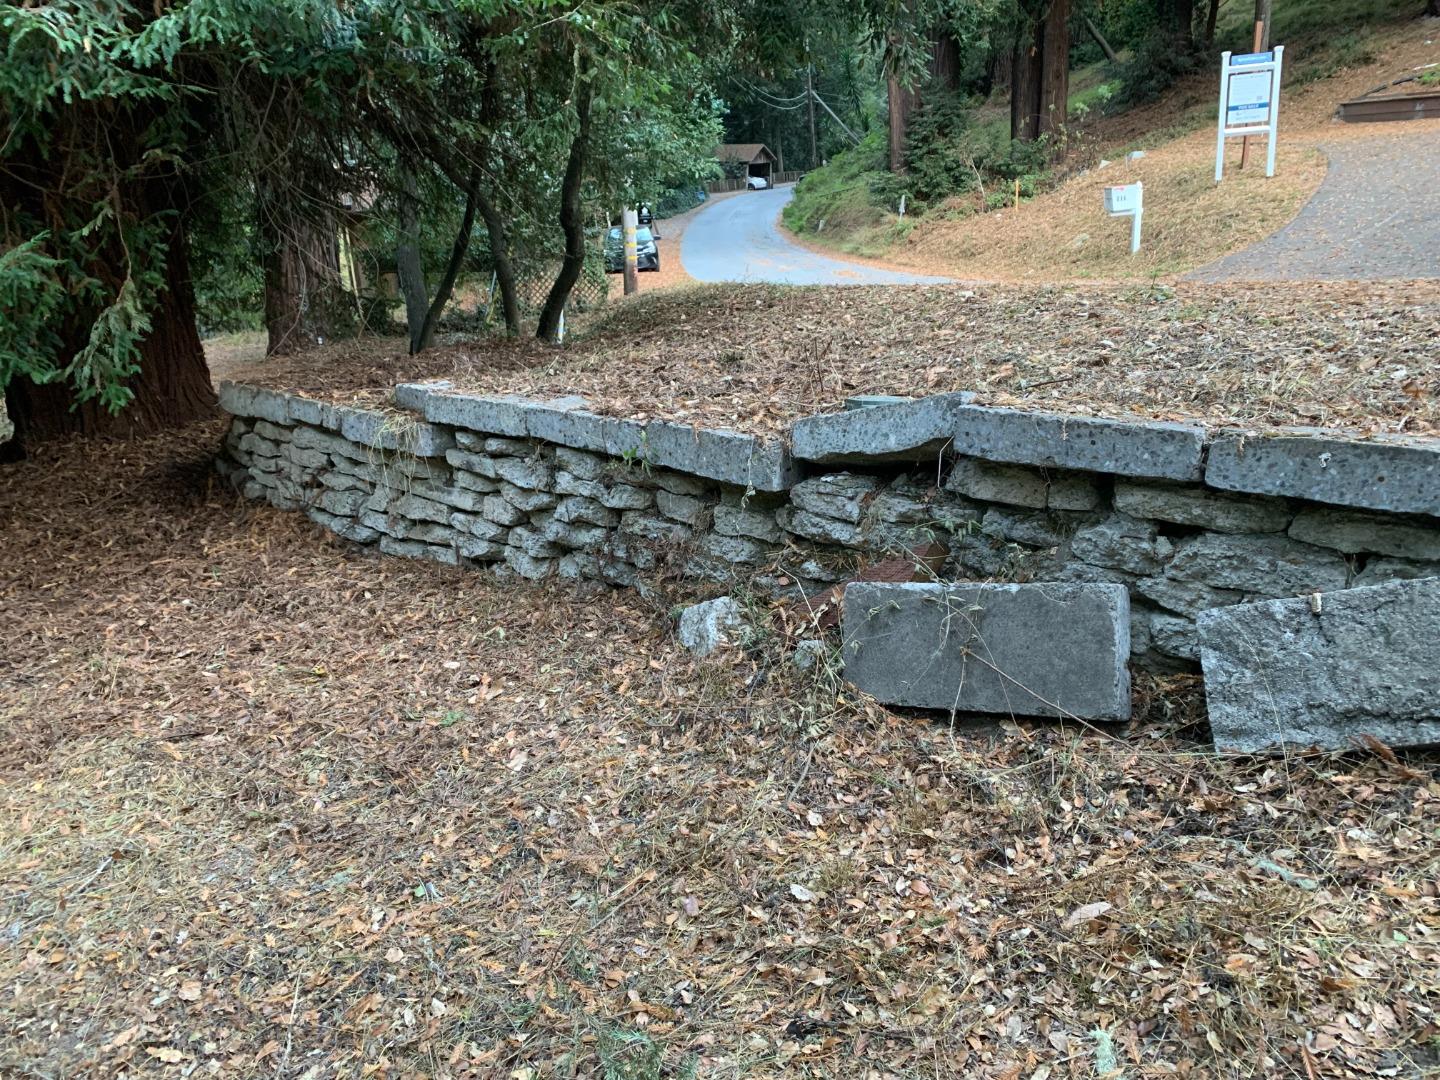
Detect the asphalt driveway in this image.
<box><xmin>681</xmin><ymin>186</ymin><xmax>949</xmax><ymax>286</ymax></box>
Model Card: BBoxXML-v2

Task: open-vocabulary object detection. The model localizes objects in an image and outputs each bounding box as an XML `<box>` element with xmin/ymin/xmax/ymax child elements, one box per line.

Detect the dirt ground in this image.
<box><xmin>227</xmin><ymin>279</ymin><xmax>1440</xmax><ymax>439</ymax></box>
<box><xmin>3</xmin><ymin>422</ymin><xmax>1439</xmax><ymax>1079</ymax></box>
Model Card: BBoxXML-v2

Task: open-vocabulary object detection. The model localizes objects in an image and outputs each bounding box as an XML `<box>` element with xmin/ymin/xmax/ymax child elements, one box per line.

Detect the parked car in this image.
<box><xmin>746</xmin><ymin>175</ymin><xmax>770</xmax><ymax>190</ymax></box>
<box><xmin>603</xmin><ymin>226</ymin><xmax>660</xmax><ymax>273</ymax></box>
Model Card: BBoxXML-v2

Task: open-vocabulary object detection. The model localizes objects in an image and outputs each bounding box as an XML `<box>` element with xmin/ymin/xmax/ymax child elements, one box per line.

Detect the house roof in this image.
<box><xmin>715</xmin><ymin>143</ymin><xmax>776</xmax><ymax>163</ymax></box>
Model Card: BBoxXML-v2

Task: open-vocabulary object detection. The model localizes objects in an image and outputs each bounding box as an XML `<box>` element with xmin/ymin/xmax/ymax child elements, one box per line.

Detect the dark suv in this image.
<box><xmin>603</xmin><ymin>226</ymin><xmax>660</xmax><ymax>273</ymax></box>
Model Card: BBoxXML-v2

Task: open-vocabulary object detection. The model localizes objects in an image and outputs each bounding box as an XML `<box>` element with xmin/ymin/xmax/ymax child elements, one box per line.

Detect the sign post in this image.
<box><xmin>1215</xmin><ymin>46</ymin><xmax>1284</xmax><ymax>182</ymax></box>
<box><xmin>621</xmin><ymin>207</ymin><xmax>639</xmax><ymax>296</ymax></box>
<box><xmin>1104</xmin><ymin>181</ymin><xmax>1143</xmax><ymax>255</ymax></box>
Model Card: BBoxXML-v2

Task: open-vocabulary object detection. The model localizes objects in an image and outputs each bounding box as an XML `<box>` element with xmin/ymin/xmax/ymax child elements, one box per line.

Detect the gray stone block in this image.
<box><xmin>981</xmin><ymin>508</ymin><xmax>1072</xmax><ymax>549</ymax></box>
<box><xmin>1287</xmin><ymin>508</ymin><xmax>1440</xmax><ymax>561</ymax></box>
<box><xmin>652</xmin><ymin>470</ymin><xmax>711</xmax><ymax>496</ymax></box>
<box><xmin>393</xmin><ymin>380</ymin><xmax>452</xmax><ymax>411</ymax></box>
<box><xmin>252</xmin><ymin>419</ymin><xmax>292</xmax><ymax>442</ymax></box>
<box><xmin>313</xmin><ymin>488</ymin><xmax>368</xmax><ymax>517</ymax></box>
<box><xmin>292</xmin><ymin>425</ymin><xmax>366</xmax><ymax>459</ymax></box>
<box><xmin>286</xmin><ymin>395</ymin><xmax>342</xmax><ymax>430</ymax></box>
<box><xmin>1166</xmin><ymin>533</ymin><xmax>1349</xmax><ymax>595</ymax></box>
<box><xmin>870</xmin><ymin>488</ymin><xmax>937</xmax><ymax>525</ymax></box>
<box><xmin>1134</xmin><ymin>576</ymin><xmax>1244</xmax><ymax>617</ymax></box>
<box><xmin>482</xmin><ymin>436</ymin><xmax>529</xmax><ymax>455</ymax></box>
<box><xmin>1149</xmin><ymin>613</ymin><xmax>1199</xmax><ymax>660</ymax></box>
<box><xmin>945</xmin><ymin>457</ymin><xmax>1048</xmax><ymax>509</ymax></box>
<box><xmin>421</xmin><ymin>391</ymin><xmax>532</xmax><ymax>436</ymax></box>
<box><xmin>285</xmin><ymin>445</ymin><xmax>328</xmax><ymax>470</ymax></box>
<box><xmin>1070</xmin><ymin>514</ymin><xmax>1169</xmax><ymax>575</ymax></box>
<box><xmin>541</xmin><ymin>518</ymin><xmax>609</xmax><ymax>551</ymax></box>
<box><xmin>642</xmin><ymin>420</ymin><xmax>798</xmax><ymax>492</ymax></box>
<box><xmin>620</xmin><ymin>513</ymin><xmax>691</xmax><ymax>543</ymax></box>
<box><xmin>480</xmin><ymin>495</ymin><xmax>528</xmax><ymax>527</ymax></box>
<box><xmin>493</xmin><ymin>456</ymin><xmax>555</xmax><ymax>491</ymax></box>
<box><xmin>713</xmin><ymin>504</ymin><xmax>782</xmax><ymax>542</ymax></box>
<box><xmin>318</xmin><ymin>470</ymin><xmax>370</xmax><ymax>493</ymax></box>
<box><xmin>525</xmin><ymin>401</ymin><xmax>646</xmax><ymax>457</ymax></box>
<box><xmin>1198</xmin><ymin>578</ymin><xmax>1440</xmax><ymax>752</ymax></box>
<box><xmin>447</xmin><ymin>512</ymin><xmax>507</xmax><ymax>543</ymax></box>
<box><xmin>306</xmin><ymin>507</ymin><xmax>380</xmax><ymax>544</ymax></box>
<box><xmin>453</xmin><ymin>470</ymin><xmax>500</xmax><ymax>494</ymax></box>
<box><xmin>410</xmin><ymin>483</ymin><xmax>486</xmax><ymax>514</ymax></box>
<box><xmin>952</xmin><ymin>405</ymin><xmax>1206</xmax><ymax>481</ymax></box>
<box><xmin>445</xmin><ymin>449</ymin><xmax>500</xmax><ymax>479</ymax></box>
<box><xmin>504</xmin><ymin>547</ymin><xmax>555</xmax><ymax>580</ymax></box>
<box><xmin>554</xmin><ymin>471</ymin><xmax>606</xmax><ymax>499</ymax></box>
<box><xmin>554</xmin><ymin>496</ymin><xmax>618</xmax><ymax>528</ymax></box>
<box><xmin>218</xmin><ymin>382</ymin><xmax>291</xmax><ymax>424</ymax></box>
<box><xmin>508</xmin><ymin>526</ymin><xmax>562</xmax><ymax>559</ymax></box>
<box><xmin>379</xmin><ymin>536</ymin><xmax>460</xmax><ymax>565</ymax></box>
<box><xmin>389</xmin><ymin>493</ymin><xmax>453</xmax><ymax>524</ymax></box>
<box><xmin>791</xmin><ymin>392</ymin><xmax>976</xmax><ymax>464</ymax></box>
<box><xmin>1047</xmin><ymin>472</ymin><xmax>1103</xmax><ymax>511</ymax></box>
<box><xmin>337</xmin><ymin>406</ymin><xmax>454</xmax><ymax>456</ymax></box>
<box><xmin>790</xmin><ymin>473</ymin><xmax>883</xmax><ymax>523</ymax></box>
<box><xmin>497</xmin><ymin>482</ymin><xmax>557</xmax><ymax>513</ymax></box>
<box><xmin>555</xmin><ymin>447</ymin><xmax>606</xmax><ymax>480</ymax></box>
<box><xmin>841</xmin><ymin>582</ymin><xmax>1131</xmax><ymax>720</ymax></box>
<box><xmin>599</xmin><ymin>483</ymin><xmax>653</xmax><ymax>510</ymax></box>
<box><xmin>698</xmin><ymin>533</ymin><xmax>770</xmax><ymax>564</ymax></box>
<box><xmin>1206</xmin><ymin>431</ymin><xmax>1440</xmax><ymax>517</ymax></box>
<box><xmin>777</xmin><ymin>507</ymin><xmax>864</xmax><ymax>548</ymax></box>
<box><xmin>1113</xmin><ymin>480</ymin><xmax>1291</xmax><ymax>534</ymax></box>
<box><xmin>656</xmin><ymin>489</ymin><xmax>711</xmax><ymax>527</ymax></box>
<box><xmin>1353</xmin><ymin>557</ymin><xmax>1440</xmax><ymax>587</ymax></box>
<box><xmin>678</xmin><ymin>597</ymin><xmax>749</xmax><ymax>656</ymax></box>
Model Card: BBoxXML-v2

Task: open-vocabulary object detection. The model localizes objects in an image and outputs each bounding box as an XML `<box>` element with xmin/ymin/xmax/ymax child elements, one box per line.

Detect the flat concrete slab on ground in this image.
<box><xmin>1189</xmin><ymin>132</ymin><xmax>1440</xmax><ymax>281</ymax></box>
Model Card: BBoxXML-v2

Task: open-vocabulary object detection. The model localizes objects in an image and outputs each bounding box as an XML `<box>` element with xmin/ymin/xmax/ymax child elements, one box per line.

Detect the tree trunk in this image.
<box><xmin>1168</xmin><ymin>0</ymin><xmax>1196</xmax><ymax>50</ymax></box>
<box><xmin>1085</xmin><ymin>15</ymin><xmax>1119</xmax><ymax>63</ymax></box>
<box><xmin>258</xmin><ymin>178</ymin><xmax>349</xmax><ymax>358</ymax></box>
<box><xmin>395</xmin><ymin>168</ymin><xmax>430</xmax><ymax>355</ymax></box>
<box><xmin>1256</xmin><ymin>0</ymin><xmax>1275</xmax><ymax>47</ymax></box>
<box><xmin>1429</xmin><ymin>0</ymin><xmax>1439</xmax><ymax>19</ymax></box>
<box><xmin>1038</xmin><ymin>0</ymin><xmax>1071</xmax><ymax>141</ymax></box>
<box><xmin>415</xmin><ymin>182</ymin><xmax>478</xmax><ymax>353</ymax></box>
<box><xmin>476</xmin><ymin>187</ymin><xmax>521</xmax><ymax>336</ymax></box>
<box><xmin>537</xmin><ymin>71</ymin><xmax>593</xmax><ymax>343</ymax></box>
<box><xmin>6</xmin><ymin>221</ymin><xmax>214</xmax><ymax>443</ymax></box>
<box><xmin>1204</xmin><ymin>0</ymin><xmax>1221</xmax><ymax>46</ymax></box>
<box><xmin>1012</xmin><ymin>0</ymin><xmax>1070</xmax><ymax>146</ymax></box>
<box><xmin>887</xmin><ymin>69</ymin><xmax>918</xmax><ymax>172</ymax></box>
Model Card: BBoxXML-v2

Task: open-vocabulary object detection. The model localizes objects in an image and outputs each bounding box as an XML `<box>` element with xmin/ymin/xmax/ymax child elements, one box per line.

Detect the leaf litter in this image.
<box><xmin>230</xmin><ymin>280</ymin><xmax>1440</xmax><ymax>439</ymax></box>
<box><xmin>1</xmin><ymin>423</ymin><xmax>1438</xmax><ymax>1079</ymax></box>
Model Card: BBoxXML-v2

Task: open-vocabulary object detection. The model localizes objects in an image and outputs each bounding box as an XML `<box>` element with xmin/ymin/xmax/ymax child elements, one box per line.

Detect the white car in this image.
<box><xmin>746</xmin><ymin>175</ymin><xmax>770</xmax><ymax>190</ymax></box>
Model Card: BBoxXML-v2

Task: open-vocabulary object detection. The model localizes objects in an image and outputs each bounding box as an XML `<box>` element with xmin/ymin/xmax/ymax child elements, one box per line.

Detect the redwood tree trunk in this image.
<box><xmin>1011</xmin><ymin>0</ymin><xmax>1070</xmax><ymax>146</ymax></box>
<box><xmin>887</xmin><ymin>70</ymin><xmax>918</xmax><ymax>173</ymax></box>
<box><xmin>6</xmin><ymin>221</ymin><xmax>215</xmax><ymax>442</ymax></box>
<box><xmin>260</xmin><ymin>186</ymin><xmax>349</xmax><ymax>356</ymax></box>
<box><xmin>537</xmin><ymin>73</ymin><xmax>593</xmax><ymax>343</ymax></box>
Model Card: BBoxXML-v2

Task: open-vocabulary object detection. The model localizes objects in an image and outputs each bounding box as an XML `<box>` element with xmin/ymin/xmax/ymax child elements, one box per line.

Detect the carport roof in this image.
<box><xmin>715</xmin><ymin>143</ymin><xmax>777</xmax><ymax>164</ymax></box>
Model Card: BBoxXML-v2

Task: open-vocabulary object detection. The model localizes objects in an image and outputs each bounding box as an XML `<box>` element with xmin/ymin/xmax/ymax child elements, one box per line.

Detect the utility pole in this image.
<box><xmin>806</xmin><ymin>64</ymin><xmax>818</xmax><ymax>169</ymax></box>
<box><xmin>621</xmin><ymin>207</ymin><xmax>638</xmax><ymax>296</ymax></box>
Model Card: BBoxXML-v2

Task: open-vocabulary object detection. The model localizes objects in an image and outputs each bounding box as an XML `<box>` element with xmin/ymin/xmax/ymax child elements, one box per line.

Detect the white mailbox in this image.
<box><xmin>1104</xmin><ymin>184</ymin><xmax>1140</xmax><ymax>215</ymax></box>
<box><xmin>1103</xmin><ymin>181</ymin><xmax>1144</xmax><ymax>254</ymax></box>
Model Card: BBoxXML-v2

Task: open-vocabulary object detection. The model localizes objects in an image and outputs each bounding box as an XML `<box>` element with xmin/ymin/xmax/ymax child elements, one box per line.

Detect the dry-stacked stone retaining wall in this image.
<box><xmin>216</xmin><ymin>382</ymin><xmax>1440</xmax><ymax>673</ymax></box>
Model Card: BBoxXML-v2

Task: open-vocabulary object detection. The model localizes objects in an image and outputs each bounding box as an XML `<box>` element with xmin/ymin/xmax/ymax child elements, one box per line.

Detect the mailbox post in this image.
<box><xmin>1104</xmin><ymin>181</ymin><xmax>1143</xmax><ymax>255</ymax></box>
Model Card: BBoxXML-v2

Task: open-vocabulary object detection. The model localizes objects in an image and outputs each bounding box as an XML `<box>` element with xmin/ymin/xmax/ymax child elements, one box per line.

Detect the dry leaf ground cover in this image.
<box><xmin>230</xmin><ymin>280</ymin><xmax>1440</xmax><ymax>438</ymax></box>
<box><xmin>3</xmin><ymin>423</ymin><xmax>1440</xmax><ymax>1079</ymax></box>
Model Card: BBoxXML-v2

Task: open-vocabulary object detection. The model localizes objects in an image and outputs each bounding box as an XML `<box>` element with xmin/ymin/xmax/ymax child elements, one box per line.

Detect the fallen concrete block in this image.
<box><xmin>1197</xmin><ymin>578</ymin><xmax>1440</xmax><ymax>752</ymax></box>
<box><xmin>951</xmin><ymin>406</ymin><xmax>1205</xmax><ymax>481</ymax></box>
<box><xmin>678</xmin><ymin>597</ymin><xmax>749</xmax><ymax>656</ymax></box>
<box><xmin>791</xmin><ymin>392</ymin><xmax>976</xmax><ymax>464</ymax></box>
<box><xmin>841</xmin><ymin>582</ymin><xmax>1131</xmax><ymax>720</ymax></box>
<box><xmin>1206</xmin><ymin>430</ymin><xmax>1440</xmax><ymax>517</ymax></box>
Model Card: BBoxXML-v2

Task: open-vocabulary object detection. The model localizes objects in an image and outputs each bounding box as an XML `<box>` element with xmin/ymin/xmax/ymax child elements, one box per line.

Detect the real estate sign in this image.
<box><xmin>1215</xmin><ymin>46</ymin><xmax>1284</xmax><ymax>181</ymax></box>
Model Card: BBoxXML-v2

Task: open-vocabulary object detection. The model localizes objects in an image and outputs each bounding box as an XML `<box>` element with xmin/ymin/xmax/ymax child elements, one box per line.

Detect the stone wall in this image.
<box><xmin>216</xmin><ymin>382</ymin><xmax>1440</xmax><ymax>672</ymax></box>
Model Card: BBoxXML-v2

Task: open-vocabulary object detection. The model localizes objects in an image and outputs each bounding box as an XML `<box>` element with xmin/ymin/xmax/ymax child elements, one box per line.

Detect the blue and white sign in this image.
<box><xmin>1215</xmin><ymin>46</ymin><xmax>1284</xmax><ymax>181</ymax></box>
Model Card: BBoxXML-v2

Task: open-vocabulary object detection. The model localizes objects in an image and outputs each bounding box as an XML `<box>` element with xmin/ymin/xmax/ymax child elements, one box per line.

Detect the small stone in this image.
<box><xmin>493</xmin><ymin>456</ymin><xmax>554</xmax><ymax>491</ymax></box>
<box><xmin>389</xmin><ymin>493</ymin><xmax>453</xmax><ymax>524</ymax></box>
<box><xmin>790</xmin><ymin>473</ymin><xmax>884</xmax><ymax>523</ymax></box>
<box><xmin>379</xmin><ymin>536</ymin><xmax>459</xmax><ymax>565</ymax></box>
<box><xmin>498</xmin><ymin>483</ymin><xmax>558</xmax><ymax>513</ymax></box>
<box><xmin>656</xmin><ymin>489</ymin><xmax>710</xmax><ymax>527</ymax></box>
<box><xmin>481</xmin><ymin>496</ymin><xmax>528</xmax><ymax>527</ymax></box>
<box><xmin>620</xmin><ymin>513</ymin><xmax>691</xmax><ymax>542</ymax></box>
<box><xmin>792</xmin><ymin>639</ymin><xmax>828</xmax><ymax>672</ymax></box>
<box><xmin>600</xmin><ymin>484</ymin><xmax>654</xmax><ymax>510</ymax></box>
<box><xmin>712</xmin><ymin>504</ymin><xmax>782</xmax><ymax>542</ymax></box>
<box><xmin>317</xmin><ymin>471</ymin><xmax>370</xmax><ymax>493</ymax></box>
<box><xmin>509</xmin><ymin>526</ymin><xmax>562</xmax><ymax>559</ymax></box>
<box><xmin>253</xmin><ymin>420</ymin><xmax>292</xmax><ymax>442</ymax></box>
<box><xmin>555</xmin><ymin>447</ymin><xmax>607</xmax><ymax>480</ymax></box>
<box><xmin>1047</xmin><ymin>472</ymin><xmax>1103</xmax><ymax>511</ymax></box>
<box><xmin>869</xmin><ymin>489</ymin><xmax>936</xmax><ymax>525</ymax></box>
<box><xmin>652</xmin><ymin>470</ymin><xmax>710</xmax><ymax>496</ymax></box>
<box><xmin>945</xmin><ymin>457</ymin><xmax>1048</xmax><ymax>509</ymax></box>
<box><xmin>678</xmin><ymin>597</ymin><xmax>749</xmax><ymax>656</ymax></box>
<box><xmin>1353</xmin><ymin>557</ymin><xmax>1440</xmax><ymax>587</ymax></box>
<box><xmin>445</xmin><ymin>449</ymin><xmax>500</xmax><ymax>479</ymax></box>
<box><xmin>1166</xmin><ymin>533</ymin><xmax>1349</xmax><ymax>595</ymax></box>
<box><xmin>483</xmin><ymin>437</ymin><xmax>529</xmax><ymax>455</ymax></box>
<box><xmin>447</xmin><ymin>512</ymin><xmax>507</xmax><ymax>543</ymax></box>
<box><xmin>1149</xmin><ymin>613</ymin><xmax>1198</xmax><ymax>660</ymax></box>
<box><xmin>554</xmin><ymin>496</ymin><xmax>618</xmax><ymax>528</ymax></box>
<box><xmin>504</xmin><ymin>548</ymin><xmax>555</xmax><ymax>580</ymax></box>
<box><xmin>1133</xmin><ymin>576</ymin><xmax>1244</xmax><ymax>617</ymax></box>
<box><xmin>1113</xmin><ymin>480</ymin><xmax>1291</xmax><ymax>534</ymax></box>
<box><xmin>313</xmin><ymin>488</ymin><xmax>368</xmax><ymax>517</ymax></box>
<box><xmin>1287</xmin><ymin>508</ymin><xmax>1440</xmax><ymax>561</ymax></box>
<box><xmin>1070</xmin><ymin>514</ymin><xmax>1166</xmax><ymax>575</ymax></box>
<box><xmin>981</xmin><ymin>508</ymin><xmax>1072</xmax><ymax>549</ymax></box>
<box><xmin>554</xmin><ymin>471</ymin><xmax>606</xmax><ymax>499</ymax></box>
<box><xmin>453</xmin><ymin>470</ymin><xmax>500</xmax><ymax>494</ymax></box>
<box><xmin>698</xmin><ymin>533</ymin><xmax>770</xmax><ymax>564</ymax></box>
<box><xmin>541</xmin><ymin>517</ymin><xmax>609</xmax><ymax>550</ymax></box>
<box><xmin>285</xmin><ymin>445</ymin><xmax>328</xmax><ymax>470</ymax></box>
<box><xmin>777</xmin><ymin>507</ymin><xmax>863</xmax><ymax>548</ymax></box>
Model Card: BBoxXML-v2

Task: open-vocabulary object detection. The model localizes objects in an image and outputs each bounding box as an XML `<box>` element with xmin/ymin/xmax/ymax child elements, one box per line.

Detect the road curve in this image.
<box><xmin>681</xmin><ymin>186</ymin><xmax>949</xmax><ymax>286</ymax></box>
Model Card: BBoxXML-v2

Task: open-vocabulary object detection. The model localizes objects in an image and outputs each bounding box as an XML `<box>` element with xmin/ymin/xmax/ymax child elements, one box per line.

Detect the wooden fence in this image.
<box><xmin>704</xmin><ymin>170</ymin><xmax>804</xmax><ymax>195</ymax></box>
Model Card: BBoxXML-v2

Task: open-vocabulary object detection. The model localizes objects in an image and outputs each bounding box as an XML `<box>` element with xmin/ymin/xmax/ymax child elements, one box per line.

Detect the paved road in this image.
<box><xmin>681</xmin><ymin>186</ymin><xmax>949</xmax><ymax>286</ymax></box>
<box><xmin>1189</xmin><ymin>132</ymin><xmax>1440</xmax><ymax>281</ymax></box>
